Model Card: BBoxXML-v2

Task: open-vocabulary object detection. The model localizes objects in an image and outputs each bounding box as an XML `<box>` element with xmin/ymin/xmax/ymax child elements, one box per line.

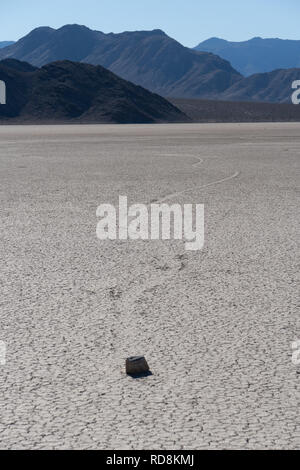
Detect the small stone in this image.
<box><xmin>126</xmin><ymin>356</ymin><xmax>150</xmax><ymax>376</ymax></box>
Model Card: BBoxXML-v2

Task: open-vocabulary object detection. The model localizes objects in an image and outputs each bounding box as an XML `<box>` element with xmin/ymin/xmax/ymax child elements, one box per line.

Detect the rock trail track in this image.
<box><xmin>0</xmin><ymin>123</ymin><xmax>299</xmax><ymax>449</ymax></box>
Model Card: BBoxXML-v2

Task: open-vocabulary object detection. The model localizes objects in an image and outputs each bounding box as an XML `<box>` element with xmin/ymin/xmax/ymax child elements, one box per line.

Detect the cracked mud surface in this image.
<box><xmin>0</xmin><ymin>123</ymin><xmax>299</xmax><ymax>449</ymax></box>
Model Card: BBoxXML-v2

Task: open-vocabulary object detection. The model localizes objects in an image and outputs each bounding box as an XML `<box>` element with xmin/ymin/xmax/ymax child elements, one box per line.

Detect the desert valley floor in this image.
<box><xmin>0</xmin><ymin>123</ymin><xmax>299</xmax><ymax>449</ymax></box>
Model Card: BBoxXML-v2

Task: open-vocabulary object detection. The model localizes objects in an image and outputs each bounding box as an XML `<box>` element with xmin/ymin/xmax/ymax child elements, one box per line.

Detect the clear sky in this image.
<box><xmin>1</xmin><ymin>0</ymin><xmax>299</xmax><ymax>47</ymax></box>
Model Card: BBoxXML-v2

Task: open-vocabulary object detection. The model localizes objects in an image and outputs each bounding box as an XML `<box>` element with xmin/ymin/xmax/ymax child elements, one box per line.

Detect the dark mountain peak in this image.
<box><xmin>23</xmin><ymin>26</ymin><xmax>55</xmax><ymax>40</ymax></box>
<box><xmin>0</xmin><ymin>58</ymin><xmax>37</xmax><ymax>72</ymax></box>
<box><xmin>117</xmin><ymin>28</ymin><xmax>168</xmax><ymax>40</ymax></box>
<box><xmin>0</xmin><ymin>58</ymin><xmax>187</xmax><ymax>123</ymax></box>
<box><xmin>149</xmin><ymin>29</ymin><xmax>166</xmax><ymax>35</ymax></box>
<box><xmin>58</xmin><ymin>24</ymin><xmax>92</xmax><ymax>31</ymax></box>
<box><xmin>30</xmin><ymin>24</ymin><xmax>103</xmax><ymax>64</ymax></box>
<box><xmin>39</xmin><ymin>59</ymin><xmax>107</xmax><ymax>77</ymax></box>
<box><xmin>54</xmin><ymin>23</ymin><xmax>104</xmax><ymax>41</ymax></box>
<box><xmin>2</xmin><ymin>26</ymin><xmax>56</xmax><ymax>61</ymax></box>
<box><xmin>29</xmin><ymin>26</ymin><xmax>54</xmax><ymax>33</ymax></box>
<box><xmin>128</xmin><ymin>28</ymin><xmax>165</xmax><ymax>34</ymax></box>
<box><xmin>56</xmin><ymin>24</ymin><xmax>102</xmax><ymax>36</ymax></box>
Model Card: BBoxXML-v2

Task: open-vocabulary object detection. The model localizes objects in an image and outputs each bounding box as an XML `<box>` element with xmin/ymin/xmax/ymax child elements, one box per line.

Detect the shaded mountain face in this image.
<box><xmin>0</xmin><ymin>25</ymin><xmax>242</xmax><ymax>98</ymax></box>
<box><xmin>218</xmin><ymin>68</ymin><xmax>300</xmax><ymax>103</ymax></box>
<box><xmin>0</xmin><ymin>41</ymin><xmax>15</xmax><ymax>49</ymax></box>
<box><xmin>0</xmin><ymin>59</ymin><xmax>187</xmax><ymax>123</ymax></box>
<box><xmin>195</xmin><ymin>37</ymin><xmax>300</xmax><ymax>76</ymax></box>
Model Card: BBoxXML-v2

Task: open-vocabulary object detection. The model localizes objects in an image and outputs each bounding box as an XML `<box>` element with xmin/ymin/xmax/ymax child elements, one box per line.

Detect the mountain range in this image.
<box><xmin>0</xmin><ymin>26</ymin><xmax>300</xmax><ymax>105</ymax></box>
<box><xmin>218</xmin><ymin>68</ymin><xmax>300</xmax><ymax>103</ymax></box>
<box><xmin>0</xmin><ymin>59</ymin><xmax>187</xmax><ymax>123</ymax></box>
<box><xmin>1</xmin><ymin>57</ymin><xmax>300</xmax><ymax>124</ymax></box>
<box><xmin>195</xmin><ymin>37</ymin><xmax>300</xmax><ymax>76</ymax></box>
<box><xmin>0</xmin><ymin>25</ymin><xmax>242</xmax><ymax>99</ymax></box>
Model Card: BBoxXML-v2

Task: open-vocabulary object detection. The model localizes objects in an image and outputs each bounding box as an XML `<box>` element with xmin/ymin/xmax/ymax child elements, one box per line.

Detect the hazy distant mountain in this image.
<box><xmin>218</xmin><ymin>68</ymin><xmax>300</xmax><ymax>103</ymax></box>
<box><xmin>0</xmin><ymin>25</ymin><xmax>242</xmax><ymax>98</ymax></box>
<box><xmin>195</xmin><ymin>37</ymin><xmax>300</xmax><ymax>76</ymax></box>
<box><xmin>0</xmin><ymin>59</ymin><xmax>187</xmax><ymax>123</ymax></box>
<box><xmin>0</xmin><ymin>41</ymin><xmax>14</xmax><ymax>49</ymax></box>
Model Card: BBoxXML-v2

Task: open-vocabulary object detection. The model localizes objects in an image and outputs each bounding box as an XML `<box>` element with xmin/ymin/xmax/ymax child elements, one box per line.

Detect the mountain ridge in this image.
<box><xmin>195</xmin><ymin>37</ymin><xmax>300</xmax><ymax>76</ymax></box>
<box><xmin>0</xmin><ymin>24</ymin><xmax>242</xmax><ymax>99</ymax></box>
<box><xmin>217</xmin><ymin>68</ymin><xmax>300</xmax><ymax>103</ymax></box>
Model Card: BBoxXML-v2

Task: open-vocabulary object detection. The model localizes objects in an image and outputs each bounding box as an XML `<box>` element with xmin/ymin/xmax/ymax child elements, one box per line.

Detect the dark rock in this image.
<box><xmin>126</xmin><ymin>356</ymin><xmax>150</xmax><ymax>377</ymax></box>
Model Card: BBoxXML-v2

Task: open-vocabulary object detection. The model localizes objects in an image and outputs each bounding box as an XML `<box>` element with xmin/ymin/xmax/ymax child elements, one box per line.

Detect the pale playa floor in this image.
<box><xmin>0</xmin><ymin>123</ymin><xmax>299</xmax><ymax>449</ymax></box>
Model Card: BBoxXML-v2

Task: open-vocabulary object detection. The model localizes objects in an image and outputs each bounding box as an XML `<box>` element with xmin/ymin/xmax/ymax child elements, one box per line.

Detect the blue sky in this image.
<box><xmin>1</xmin><ymin>0</ymin><xmax>299</xmax><ymax>46</ymax></box>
